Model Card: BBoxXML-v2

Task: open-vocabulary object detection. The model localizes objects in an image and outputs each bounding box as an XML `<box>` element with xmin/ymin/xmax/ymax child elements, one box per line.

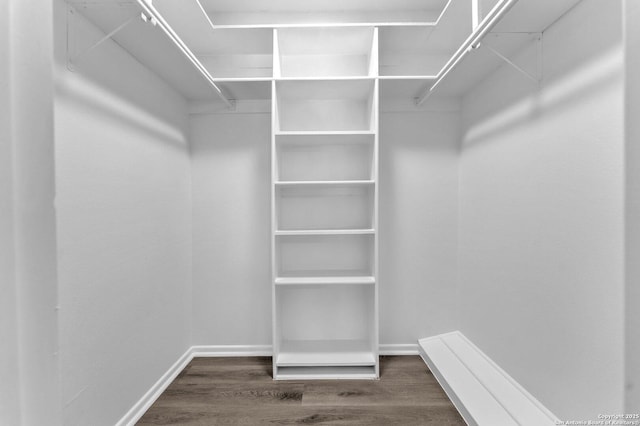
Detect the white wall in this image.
<box><xmin>0</xmin><ymin>2</ymin><xmax>21</xmax><ymax>423</ymax></box>
<box><xmin>190</xmin><ymin>112</ymin><xmax>272</xmax><ymax>345</ymax></box>
<box><xmin>625</xmin><ymin>0</ymin><xmax>640</xmax><ymax>413</ymax></box>
<box><xmin>54</xmin><ymin>1</ymin><xmax>192</xmax><ymax>424</ymax></box>
<box><xmin>190</xmin><ymin>105</ymin><xmax>460</xmax><ymax>347</ymax></box>
<box><xmin>3</xmin><ymin>1</ymin><xmax>61</xmax><ymax>424</ymax></box>
<box><xmin>379</xmin><ymin>107</ymin><xmax>460</xmax><ymax>344</ymax></box>
<box><xmin>458</xmin><ymin>0</ymin><xmax>624</xmax><ymax>419</ymax></box>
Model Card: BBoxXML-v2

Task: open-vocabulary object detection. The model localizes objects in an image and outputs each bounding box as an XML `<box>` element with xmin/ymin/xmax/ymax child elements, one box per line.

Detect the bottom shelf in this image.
<box><xmin>277</xmin><ymin>339</ymin><xmax>376</xmax><ymax>366</ymax></box>
<box><xmin>275</xmin><ymin>365</ymin><xmax>378</xmax><ymax>380</ymax></box>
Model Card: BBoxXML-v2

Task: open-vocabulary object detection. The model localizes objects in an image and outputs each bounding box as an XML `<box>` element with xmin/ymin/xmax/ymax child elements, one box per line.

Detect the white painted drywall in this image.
<box><xmin>190</xmin><ymin>106</ymin><xmax>460</xmax><ymax>346</ymax></box>
<box><xmin>625</xmin><ymin>0</ymin><xmax>640</xmax><ymax>413</ymax></box>
<box><xmin>0</xmin><ymin>2</ymin><xmax>21</xmax><ymax>423</ymax></box>
<box><xmin>458</xmin><ymin>0</ymin><xmax>625</xmax><ymax>419</ymax></box>
<box><xmin>379</xmin><ymin>107</ymin><xmax>460</xmax><ymax>344</ymax></box>
<box><xmin>190</xmin><ymin>112</ymin><xmax>272</xmax><ymax>345</ymax></box>
<box><xmin>5</xmin><ymin>0</ymin><xmax>61</xmax><ymax>424</ymax></box>
<box><xmin>53</xmin><ymin>1</ymin><xmax>192</xmax><ymax>424</ymax></box>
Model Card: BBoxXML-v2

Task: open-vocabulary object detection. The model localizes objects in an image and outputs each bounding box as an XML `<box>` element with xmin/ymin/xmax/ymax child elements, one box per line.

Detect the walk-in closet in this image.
<box><xmin>2</xmin><ymin>0</ymin><xmax>639</xmax><ymax>424</ymax></box>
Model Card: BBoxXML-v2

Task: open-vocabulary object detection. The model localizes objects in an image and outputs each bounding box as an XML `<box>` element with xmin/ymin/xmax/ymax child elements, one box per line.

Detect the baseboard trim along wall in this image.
<box><xmin>418</xmin><ymin>331</ymin><xmax>560</xmax><ymax>426</ymax></box>
<box><xmin>192</xmin><ymin>344</ymin><xmax>419</xmax><ymax>357</ymax></box>
<box><xmin>115</xmin><ymin>342</ymin><xmax>418</xmax><ymax>424</ymax></box>
<box><xmin>116</xmin><ymin>348</ymin><xmax>194</xmax><ymax>426</ymax></box>
<box><xmin>379</xmin><ymin>343</ymin><xmax>419</xmax><ymax>355</ymax></box>
<box><xmin>191</xmin><ymin>344</ymin><xmax>273</xmax><ymax>357</ymax></box>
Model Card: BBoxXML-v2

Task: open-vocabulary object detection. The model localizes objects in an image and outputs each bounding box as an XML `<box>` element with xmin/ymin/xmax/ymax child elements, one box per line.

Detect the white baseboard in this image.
<box><xmin>379</xmin><ymin>343</ymin><xmax>419</xmax><ymax>355</ymax></box>
<box><xmin>116</xmin><ymin>342</ymin><xmax>422</xmax><ymax>424</ymax></box>
<box><xmin>418</xmin><ymin>331</ymin><xmax>559</xmax><ymax>426</ymax></box>
<box><xmin>191</xmin><ymin>344</ymin><xmax>273</xmax><ymax>357</ymax></box>
<box><xmin>192</xmin><ymin>343</ymin><xmax>420</xmax><ymax>357</ymax></box>
<box><xmin>116</xmin><ymin>347</ymin><xmax>194</xmax><ymax>426</ymax></box>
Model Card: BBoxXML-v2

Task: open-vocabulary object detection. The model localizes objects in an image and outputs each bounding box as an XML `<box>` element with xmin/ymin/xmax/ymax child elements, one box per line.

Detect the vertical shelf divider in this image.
<box><xmin>271</xmin><ymin>28</ymin><xmax>280</xmax><ymax>380</ymax></box>
<box><xmin>372</xmin><ymin>27</ymin><xmax>380</xmax><ymax>378</ymax></box>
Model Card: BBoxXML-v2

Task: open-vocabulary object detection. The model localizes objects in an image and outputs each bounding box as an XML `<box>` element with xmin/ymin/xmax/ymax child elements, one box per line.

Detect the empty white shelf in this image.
<box><xmin>275</xmin><ymin>130</ymin><xmax>376</xmax><ymax>136</ymax></box>
<box><xmin>277</xmin><ymin>76</ymin><xmax>375</xmax><ymax>82</ymax></box>
<box><xmin>275</xmin><ymin>180</ymin><xmax>374</xmax><ymax>186</ymax></box>
<box><xmin>197</xmin><ymin>0</ymin><xmax>449</xmax><ymax>28</ymax></box>
<box><xmin>276</xmin><ymin>137</ymin><xmax>374</xmax><ymax>181</ymax></box>
<box><xmin>275</xmin><ymin>276</ymin><xmax>375</xmax><ymax>285</ymax></box>
<box><xmin>378</xmin><ymin>0</ymin><xmax>472</xmax><ymax>77</ymax></box>
<box><xmin>277</xmin><ymin>268</ymin><xmax>374</xmax><ymax>278</ymax></box>
<box><xmin>275</xmin><ymin>229</ymin><xmax>375</xmax><ymax>236</ymax></box>
<box><xmin>276</xmin><ymin>78</ymin><xmax>374</xmax><ymax>98</ymax></box>
<box><xmin>276</xmin><ymin>25</ymin><xmax>375</xmax><ymax>79</ymax></box>
<box><xmin>275</xmin><ymin>132</ymin><xmax>374</xmax><ymax>142</ymax></box>
<box><xmin>275</xmin><ymin>366</ymin><xmax>377</xmax><ymax>380</ymax></box>
<box><xmin>275</xmin><ymin>79</ymin><xmax>375</xmax><ymax>131</ymax></box>
<box><xmin>277</xmin><ymin>339</ymin><xmax>376</xmax><ymax>366</ymax></box>
<box><xmin>153</xmin><ymin>1</ymin><xmax>274</xmax><ymax>79</ymax></box>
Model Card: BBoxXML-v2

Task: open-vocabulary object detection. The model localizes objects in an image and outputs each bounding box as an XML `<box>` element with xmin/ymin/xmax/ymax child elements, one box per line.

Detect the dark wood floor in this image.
<box><xmin>137</xmin><ymin>356</ymin><xmax>465</xmax><ymax>425</ymax></box>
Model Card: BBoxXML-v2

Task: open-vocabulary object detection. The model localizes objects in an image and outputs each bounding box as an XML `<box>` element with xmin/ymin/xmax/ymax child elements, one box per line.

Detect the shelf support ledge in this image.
<box><xmin>67</xmin><ymin>7</ymin><xmax>139</xmax><ymax>71</ymax></box>
<box><xmin>483</xmin><ymin>33</ymin><xmax>542</xmax><ymax>86</ymax></box>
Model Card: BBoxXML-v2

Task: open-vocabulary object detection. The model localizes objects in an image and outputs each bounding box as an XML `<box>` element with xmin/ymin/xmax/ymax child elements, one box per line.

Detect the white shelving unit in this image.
<box><xmin>69</xmin><ymin>0</ymin><xmax>583</xmax><ymax>108</ymax></box>
<box><xmin>272</xmin><ymin>26</ymin><xmax>380</xmax><ymax>380</ymax></box>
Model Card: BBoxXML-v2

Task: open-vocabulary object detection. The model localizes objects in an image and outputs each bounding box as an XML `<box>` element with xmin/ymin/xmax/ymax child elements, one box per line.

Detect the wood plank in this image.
<box><xmin>378</xmin><ymin>354</ymin><xmax>440</xmax><ymax>380</ymax></box>
<box><xmin>301</xmin><ymin>382</ymin><xmax>454</xmax><ymax>406</ymax></box>
<box><xmin>138</xmin><ymin>405</ymin><xmax>464</xmax><ymax>425</ymax></box>
<box><xmin>152</xmin><ymin>383</ymin><xmax>305</xmax><ymax>407</ymax></box>
<box><xmin>137</xmin><ymin>356</ymin><xmax>465</xmax><ymax>425</ymax></box>
<box><xmin>174</xmin><ymin>357</ymin><xmax>273</xmax><ymax>384</ymax></box>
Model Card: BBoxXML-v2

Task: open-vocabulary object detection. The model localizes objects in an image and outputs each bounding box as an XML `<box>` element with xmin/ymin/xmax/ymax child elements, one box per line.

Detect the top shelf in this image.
<box><xmin>154</xmin><ymin>0</ymin><xmax>274</xmax><ymax>80</ymax></box>
<box><xmin>378</xmin><ymin>0</ymin><xmax>472</xmax><ymax>77</ymax></box>
<box><xmin>197</xmin><ymin>0</ymin><xmax>450</xmax><ymax>28</ymax></box>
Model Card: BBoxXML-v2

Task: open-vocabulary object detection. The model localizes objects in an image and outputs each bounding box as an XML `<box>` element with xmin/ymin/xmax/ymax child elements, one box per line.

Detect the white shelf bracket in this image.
<box><xmin>413</xmin><ymin>0</ymin><xmax>521</xmax><ymax>107</ymax></box>
<box><xmin>66</xmin><ymin>1</ymin><xmax>235</xmax><ymax>110</ymax></box>
<box><xmin>482</xmin><ymin>32</ymin><xmax>543</xmax><ymax>86</ymax></box>
<box><xmin>67</xmin><ymin>6</ymin><xmax>141</xmax><ymax>72</ymax></box>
